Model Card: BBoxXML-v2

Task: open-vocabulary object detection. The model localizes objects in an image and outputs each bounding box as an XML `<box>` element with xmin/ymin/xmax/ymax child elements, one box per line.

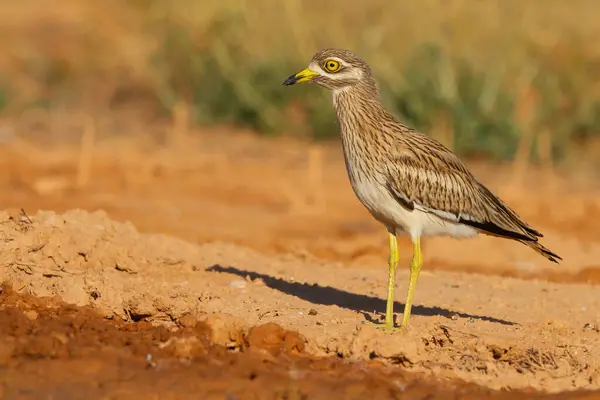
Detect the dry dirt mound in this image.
<box><xmin>1</xmin><ymin>209</ymin><xmax>600</xmax><ymax>395</ymax></box>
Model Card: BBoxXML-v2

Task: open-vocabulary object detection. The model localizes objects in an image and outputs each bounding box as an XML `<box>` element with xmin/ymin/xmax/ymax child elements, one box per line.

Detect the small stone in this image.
<box><xmin>229</xmin><ymin>280</ymin><xmax>247</xmax><ymax>289</ymax></box>
<box><xmin>146</xmin><ymin>353</ymin><xmax>157</xmax><ymax>369</ymax></box>
<box><xmin>23</xmin><ymin>310</ymin><xmax>38</xmax><ymax>321</ymax></box>
<box><xmin>583</xmin><ymin>323</ymin><xmax>598</xmax><ymax>332</ymax></box>
<box><xmin>51</xmin><ymin>332</ymin><xmax>68</xmax><ymax>345</ymax></box>
<box><xmin>308</xmin><ymin>309</ymin><xmax>318</xmax><ymax>316</ymax></box>
<box><xmin>450</xmin><ymin>314</ymin><xmax>459</xmax><ymax>321</ymax></box>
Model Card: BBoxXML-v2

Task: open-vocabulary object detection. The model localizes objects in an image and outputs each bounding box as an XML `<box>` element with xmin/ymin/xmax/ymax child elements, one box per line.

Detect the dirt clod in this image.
<box><xmin>246</xmin><ymin>323</ymin><xmax>306</xmax><ymax>356</ymax></box>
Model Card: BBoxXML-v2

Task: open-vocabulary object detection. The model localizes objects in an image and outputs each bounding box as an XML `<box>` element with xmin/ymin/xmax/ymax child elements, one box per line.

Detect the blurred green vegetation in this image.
<box><xmin>1</xmin><ymin>0</ymin><xmax>600</xmax><ymax>163</ymax></box>
<box><xmin>0</xmin><ymin>84</ymin><xmax>9</xmax><ymax>113</ymax></box>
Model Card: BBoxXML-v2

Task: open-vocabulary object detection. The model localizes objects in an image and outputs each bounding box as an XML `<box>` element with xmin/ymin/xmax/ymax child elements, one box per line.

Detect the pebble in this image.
<box><xmin>229</xmin><ymin>280</ymin><xmax>247</xmax><ymax>289</ymax></box>
<box><xmin>24</xmin><ymin>310</ymin><xmax>38</xmax><ymax>321</ymax></box>
<box><xmin>583</xmin><ymin>323</ymin><xmax>598</xmax><ymax>332</ymax></box>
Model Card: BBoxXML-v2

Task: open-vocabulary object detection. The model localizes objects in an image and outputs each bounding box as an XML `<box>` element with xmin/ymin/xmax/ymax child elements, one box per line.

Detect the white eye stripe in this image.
<box><xmin>326</xmin><ymin>57</ymin><xmax>345</xmax><ymax>64</ymax></box>
<box><xmin>325</xmin><ymin>58</ymin><xmax>344</xmax><ymax>65</ymax></box>
<box><xmin>307</xmin><ymin>59</ymin><xmax>355</xmax><ymax>77</ymax></box>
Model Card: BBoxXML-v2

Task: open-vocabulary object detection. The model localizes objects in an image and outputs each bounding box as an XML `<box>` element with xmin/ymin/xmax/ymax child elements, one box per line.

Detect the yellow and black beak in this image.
<box><xmin>282</xmin><ymin>68</ymin><xmax>319</xmax><ymax>86</ymax></box>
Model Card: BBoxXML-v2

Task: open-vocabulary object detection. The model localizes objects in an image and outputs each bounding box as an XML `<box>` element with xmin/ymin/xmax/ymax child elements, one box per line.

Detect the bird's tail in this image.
<box><xmin>519</xmin><ymin>240</ymin><xmax>562</xmax><ymax>263</ymax></box>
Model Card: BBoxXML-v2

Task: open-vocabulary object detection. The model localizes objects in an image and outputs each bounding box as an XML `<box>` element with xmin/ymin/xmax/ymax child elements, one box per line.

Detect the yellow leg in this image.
<box><xmin>400</xmin><ymin>236</ymin><xmax>423</xmax><ymax>329</ymax></box>
<box><xmin>383</xmin><ymin>230</ymin><xmax>399</xmax><ymax>331</ymax></box>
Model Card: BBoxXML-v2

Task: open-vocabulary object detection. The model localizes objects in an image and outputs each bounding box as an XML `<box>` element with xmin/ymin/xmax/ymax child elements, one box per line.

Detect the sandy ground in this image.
<box><xmin>2</xmin><ymin>287</ymin><xmax>596</xmax><ymax>400</ymax></box>
<box><xmin>1</xmin><ymin>115</ymin><xmax>600</xmax><ymax>398</ymax></box>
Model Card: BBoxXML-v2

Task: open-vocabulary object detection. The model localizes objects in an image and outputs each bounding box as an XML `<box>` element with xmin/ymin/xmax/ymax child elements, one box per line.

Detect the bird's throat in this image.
<box><xmin>332</xmin><ymin>83</ymin><xmax>385</xmax><ymax>132</ymax></box>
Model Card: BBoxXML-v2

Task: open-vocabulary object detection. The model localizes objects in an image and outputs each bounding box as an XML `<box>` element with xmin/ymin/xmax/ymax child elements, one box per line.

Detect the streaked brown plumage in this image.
<box><xmin>283</xmin><ymin>48</ymin><xmax>561</xmax><ymax>331</ymax></box>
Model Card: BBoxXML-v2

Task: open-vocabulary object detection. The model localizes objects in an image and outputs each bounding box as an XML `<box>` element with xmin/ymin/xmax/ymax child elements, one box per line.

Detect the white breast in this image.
<box><xmin>351</xmin><ymin>181</ymin><xmax>478</xmax><ymax>240</ymax></box>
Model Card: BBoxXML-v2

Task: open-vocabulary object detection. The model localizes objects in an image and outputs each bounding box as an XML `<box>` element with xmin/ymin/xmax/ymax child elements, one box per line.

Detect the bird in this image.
<box><xmin>282</xmin><ymin>48</ymin><xmax>561</xmax><ymax>333</ymax></box>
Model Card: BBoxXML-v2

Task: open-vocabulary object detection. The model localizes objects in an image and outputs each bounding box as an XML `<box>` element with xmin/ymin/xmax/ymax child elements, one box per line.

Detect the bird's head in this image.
<box><xmin>283</xmin><ymin>48</ymin><xmax>374</xmax><ymax>92</ymax></box>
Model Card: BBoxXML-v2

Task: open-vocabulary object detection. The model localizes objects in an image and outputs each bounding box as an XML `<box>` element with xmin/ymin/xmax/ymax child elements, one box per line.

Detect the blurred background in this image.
<box><xmin>2</xmin><ymin>0</ymin><xmax>600</xmax><ymax>162</ymax></box>
<box><xmin>1</xmin><ymin>0</ymin><xmax>599</xmax><ymax>280</ymax></box>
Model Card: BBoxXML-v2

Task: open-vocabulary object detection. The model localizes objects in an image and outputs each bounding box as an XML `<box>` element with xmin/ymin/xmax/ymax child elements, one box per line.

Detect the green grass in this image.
<box><xmin>0</xmin><ymin>83</ymin><xmax>9</xmax><ymax>113</ymax></box>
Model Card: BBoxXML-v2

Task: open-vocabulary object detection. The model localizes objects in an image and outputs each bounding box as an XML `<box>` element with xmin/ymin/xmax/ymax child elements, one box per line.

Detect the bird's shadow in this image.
<box><xmin>206</xmin><ymin>264</ymin><xmax>516</xmax><ymax>326</ymax></box>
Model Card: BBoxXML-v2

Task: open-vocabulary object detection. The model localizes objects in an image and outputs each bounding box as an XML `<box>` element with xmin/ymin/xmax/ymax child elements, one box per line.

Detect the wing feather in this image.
<box><xmin>385</xmin><ymin>142</ymin><xmax>540</xmax><ymax>242</ymax></box>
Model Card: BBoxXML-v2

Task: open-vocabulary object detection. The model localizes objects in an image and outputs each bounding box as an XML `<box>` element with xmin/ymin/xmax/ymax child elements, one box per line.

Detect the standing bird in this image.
<box><xmin>283</xmin><ymin>49</ymin><xmax>561</xmax><ymax>332</ymax></box>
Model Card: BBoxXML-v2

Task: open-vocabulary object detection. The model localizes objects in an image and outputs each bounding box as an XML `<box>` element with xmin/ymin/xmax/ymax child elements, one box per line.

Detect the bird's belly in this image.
<box><xmin>351</xmin><ymin>181</ymin><xmax>478</xmax><ymax>239</ymax></box>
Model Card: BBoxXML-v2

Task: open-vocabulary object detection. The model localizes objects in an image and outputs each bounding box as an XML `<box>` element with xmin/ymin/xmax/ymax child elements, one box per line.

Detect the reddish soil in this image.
<box><xmin>0</xmin><ymin>114</ymin><xmax>599</xmax><ymax>398</ymax></box>
<box><xmin>0</xmin><ymin>287</ymin><xmax>597</xmax><ymax>400</ymax></box>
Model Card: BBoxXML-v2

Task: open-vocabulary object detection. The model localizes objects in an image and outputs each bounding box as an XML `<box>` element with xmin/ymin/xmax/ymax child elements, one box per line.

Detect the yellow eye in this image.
<box><xmin>324</xmin><ymin>59</ymin><xmax>341</xmax><ymax>73</ymax></box>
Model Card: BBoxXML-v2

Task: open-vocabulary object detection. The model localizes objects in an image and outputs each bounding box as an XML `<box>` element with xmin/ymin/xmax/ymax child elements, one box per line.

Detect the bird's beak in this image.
<box><xmin>282</xmin><ymin>68</ymin><xmax>319</xmax><ymax>86</ymax></box>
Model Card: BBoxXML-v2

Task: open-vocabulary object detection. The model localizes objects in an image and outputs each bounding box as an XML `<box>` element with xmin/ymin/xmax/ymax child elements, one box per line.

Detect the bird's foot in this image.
<box><xmin>366</xmin><ymin>321</ymin><xmax>406</xmax><ymax>334</ymax></box>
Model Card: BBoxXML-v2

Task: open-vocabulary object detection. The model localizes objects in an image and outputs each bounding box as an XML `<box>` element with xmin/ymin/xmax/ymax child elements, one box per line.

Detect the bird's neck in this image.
<box><xmin>333</xmin><ymin>81</ymin><xmax>387</xmax><ymax>121</ymax></box>
<box><xmin>332</xmin><ymin>81</ymin><xmax>389</xmax><ymax>139</ymax></box>
<box><xmin>331</xmin><ymin>81</ymin><xmax>393</xmax><ymax>178</ymax></box>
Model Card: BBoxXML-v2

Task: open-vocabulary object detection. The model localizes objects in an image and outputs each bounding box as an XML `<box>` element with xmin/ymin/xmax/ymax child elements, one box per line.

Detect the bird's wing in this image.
<box><xmin>385</xmin><ymin>134</ymin><xmax>542</xmax><ymax>241</ymax></box>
